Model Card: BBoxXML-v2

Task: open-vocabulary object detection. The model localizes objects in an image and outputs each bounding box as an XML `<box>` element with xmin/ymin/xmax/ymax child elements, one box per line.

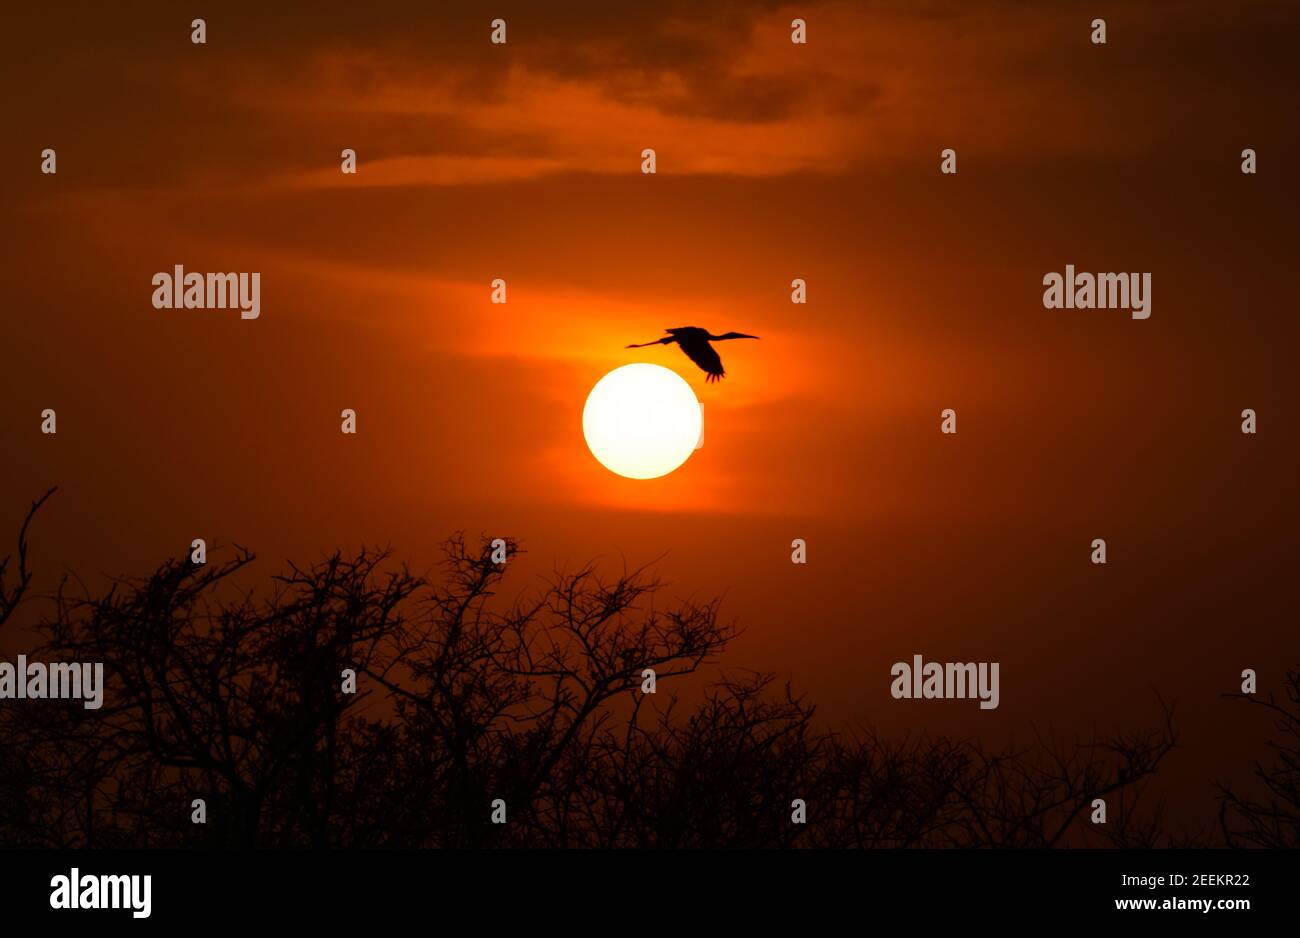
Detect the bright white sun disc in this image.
<box><xmin>583</xmin><ymin>363</ymin><xmax>702</xmax><ymax>479</ymax></box>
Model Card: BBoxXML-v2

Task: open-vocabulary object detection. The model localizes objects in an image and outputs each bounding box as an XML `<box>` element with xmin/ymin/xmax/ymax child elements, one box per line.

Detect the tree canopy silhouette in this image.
<box><xmin>1217</xmin><ymin>671</ymin><xmax>1300</xmax><ymax>848</ymax></box>
<box><xmin>4</xmin><ymin>492</ymin><xmax>1273</xmax><ymax>849</ymax></box>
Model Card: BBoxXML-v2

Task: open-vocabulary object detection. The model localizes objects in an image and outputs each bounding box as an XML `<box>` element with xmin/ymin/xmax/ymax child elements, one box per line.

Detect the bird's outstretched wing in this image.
<box><xmin>673</xmin><ymin>332</ymin><xmax>725</xmax><ymax>382</ymax></box>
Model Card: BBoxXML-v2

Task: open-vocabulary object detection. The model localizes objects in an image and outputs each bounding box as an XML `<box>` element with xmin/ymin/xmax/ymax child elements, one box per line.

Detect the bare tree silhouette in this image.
<box><xmin>0</xmin><ymin>487</ymin><xmax>56</xmax><ymax>632</ymax></box>
<box><xmin>0</xmin><ymin>494</ymin><xmax>1196</xmax><ymax>848</ymax></box>
<box><xmin>1218</xmin><ymin>669</ymin><xmax>1300</xmax><ymax>848</ymax></box>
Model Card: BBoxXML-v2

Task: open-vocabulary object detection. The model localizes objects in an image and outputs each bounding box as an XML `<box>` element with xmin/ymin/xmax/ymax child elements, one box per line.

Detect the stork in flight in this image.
<box><xmin>625</xmin><ymin>327</ymin><xmax>759</xmax><ymax>382</ymax></box>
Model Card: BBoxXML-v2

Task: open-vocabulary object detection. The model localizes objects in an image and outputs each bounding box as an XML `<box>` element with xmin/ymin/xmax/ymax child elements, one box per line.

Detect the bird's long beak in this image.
<box><xmin>738</xmin><ymin>333</ymin><xmax>759</xmax><ymax>339</ymax></box>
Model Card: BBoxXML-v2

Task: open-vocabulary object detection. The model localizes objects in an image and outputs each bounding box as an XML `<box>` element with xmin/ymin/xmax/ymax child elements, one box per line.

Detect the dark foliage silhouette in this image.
<box><xmin>0</xmin><ymin>487</ymin><xmax>54</xmax><ymax>632</ymax></box>
<box><xmin>0</xmin><ymin>492</ymin><xmax>1263</xmax><ymax>849</ymax></box>
<box><xmin>1217</xmin><ymin>671</ymin><xmax>1300</xmax><ymax>848</ymax></box>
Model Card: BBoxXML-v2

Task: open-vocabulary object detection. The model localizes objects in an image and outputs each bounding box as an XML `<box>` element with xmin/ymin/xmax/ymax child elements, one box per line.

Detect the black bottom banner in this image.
<box><xmin>0</xmin><ymin>848</ymin><xmax>1288</xmax><ymax>926</ymax></box>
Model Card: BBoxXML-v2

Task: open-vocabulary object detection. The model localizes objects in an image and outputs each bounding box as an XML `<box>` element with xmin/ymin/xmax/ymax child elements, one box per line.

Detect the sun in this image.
<box><xmin>583</xmin><ymin>364</ymin><xmax>703</xmax><ymax>479</ymax></box>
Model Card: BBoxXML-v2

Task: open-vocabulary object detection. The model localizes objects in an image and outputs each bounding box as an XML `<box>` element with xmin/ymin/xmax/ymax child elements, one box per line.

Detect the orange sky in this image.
<box><xmin>2</xmin><ymin>0</ymin><xmax>1298</xmax><ymax>828</ymax></box>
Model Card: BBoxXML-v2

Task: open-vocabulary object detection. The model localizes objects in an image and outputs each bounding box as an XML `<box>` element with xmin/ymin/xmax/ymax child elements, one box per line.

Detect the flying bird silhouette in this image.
<box><xmin>625</xmin><ymin>327</ymin><xmax>759</xmax><ymax>382</ymax></box>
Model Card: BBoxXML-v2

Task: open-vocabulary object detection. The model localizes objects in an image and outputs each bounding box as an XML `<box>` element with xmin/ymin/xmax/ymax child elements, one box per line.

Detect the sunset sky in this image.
<box><xmin>3</xmin><ymin>0</ymin><xmax>1298</xmax><ymax>827</ymax></box>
